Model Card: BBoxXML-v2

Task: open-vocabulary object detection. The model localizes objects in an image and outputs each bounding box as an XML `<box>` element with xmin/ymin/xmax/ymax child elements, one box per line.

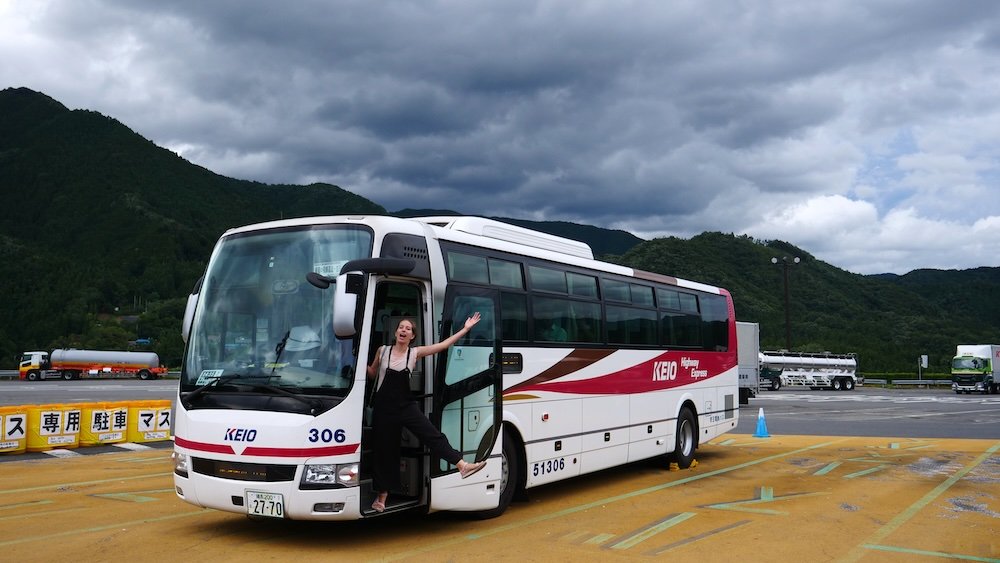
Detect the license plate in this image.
<box><xmin>246</xmin><ymin>491</ymin><xmax>284</xmax><ymax>518</ymax></box>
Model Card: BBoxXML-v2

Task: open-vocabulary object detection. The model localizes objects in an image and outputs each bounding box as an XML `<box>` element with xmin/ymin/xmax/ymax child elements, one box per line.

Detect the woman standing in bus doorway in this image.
<box><xmin>366</xmin><ymin>313</ymin><xmax>487</xmax><ymax>513</ymax></box>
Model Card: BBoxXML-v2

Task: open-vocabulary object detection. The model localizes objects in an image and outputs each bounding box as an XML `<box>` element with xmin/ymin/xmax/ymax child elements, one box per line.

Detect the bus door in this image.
<box><xmin>429</xmin><ymin>285</ymin><xmax>503</xmax><ymax>511</ymax></box>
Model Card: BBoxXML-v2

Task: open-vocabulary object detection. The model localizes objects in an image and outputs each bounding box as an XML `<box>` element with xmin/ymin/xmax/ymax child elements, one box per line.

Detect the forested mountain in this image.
<box><xmin>0</xmin><ymin>87</ymin><xmax>384</xmax><ymax>367</ymax></box>
<box><xmin>1</xmin><ymin>87</ymin><xmax>997</xmax><ymax>373</ymax></box>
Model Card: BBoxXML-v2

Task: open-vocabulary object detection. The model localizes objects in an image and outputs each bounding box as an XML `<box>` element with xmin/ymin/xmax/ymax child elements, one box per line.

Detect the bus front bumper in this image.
<box><xmin>173</xmin><ymin>467</ymin><xmax>365</xmax><ymax>521</ymax></box>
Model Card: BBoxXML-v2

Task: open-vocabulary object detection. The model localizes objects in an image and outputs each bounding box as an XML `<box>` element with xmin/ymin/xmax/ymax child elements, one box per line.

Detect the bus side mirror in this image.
<box><xmin>181</xmin><ymin>276</ymin><xmax>204</xmax><ymax>344</ymax></box>
<box><xmin>333</xmin><ymin>272</ymin><xmax>364</xmax><ymax>338</ymax></box>
<box><xmin>182</xmin><ymin>293</ymin><xmax>198</xmax><ymax>343</ymax></box>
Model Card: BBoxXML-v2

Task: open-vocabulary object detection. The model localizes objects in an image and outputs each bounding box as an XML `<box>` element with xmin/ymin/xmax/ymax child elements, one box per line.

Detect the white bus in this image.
<box><xmin>172</xmin><ymin>215</ymin><xmax>740</xmax><ymax>520</ymax></box>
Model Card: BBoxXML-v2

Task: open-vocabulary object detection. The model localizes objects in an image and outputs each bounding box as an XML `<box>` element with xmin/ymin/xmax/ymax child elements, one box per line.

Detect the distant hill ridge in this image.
<box><xmin>1</xmin><ymin>86</ymin><xmax>998</xmax><ymax>373</ymax></box>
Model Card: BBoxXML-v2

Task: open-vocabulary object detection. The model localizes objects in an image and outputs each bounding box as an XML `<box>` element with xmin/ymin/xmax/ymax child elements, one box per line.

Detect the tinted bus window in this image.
<box><xmin>679</xmin><ymin>292</ymin><xmax>699</xmax><ymax>313</ymax></box>
<box><xmin>501</xmin><ymin>292</ymin><xmax>528</xmax><ymax>341</ymax></box>
<box><xmin>532</xmin><ymin>296</ymin><xmax>602</xmax><ymax>343</ymax></box>
<box><xmin>700</xmin><ymin>293</ymin><xmax>729</xmax><ymax>351</ymax></box>
<box><xmin>631</xmin><ymin>284</ymin><xmax>654</xmax><ymax>306</ymax></box>
<box><xmin>529</xmin><ymin>265</ymin><xmax>567</xmax><ymax>293</ymax></box>
<box><xmin>607</xmin><ymin>305</ymin><xmax>657</xmax><ymax>345</ymax></box>
<box><xmin>662</xmin><ymin>311</ymin><xmax>702</xmax><ymax>347</ymax></box>
<box><xmin>448</xmin><ymin>252</ymin><xmax>488</xmax><ymax>284</ymax></box>
<box><xmin>602</xmin><ymin>278</ymin><xmax>629</xmax><ymax>302</ymax></box>
<box><xmin>568</xmin><ymin>272</ymin><xmax>598</xmax><ymax>298</ymax></box>
<box><xmin>489</xmin><ymin>258</ymin><xmax>524</xmax><ymax>289</ymax></box>
<box><xmin>656</xmin><ymin>288</ymin><xmax>680</xmax><ymax>310</ymax></box>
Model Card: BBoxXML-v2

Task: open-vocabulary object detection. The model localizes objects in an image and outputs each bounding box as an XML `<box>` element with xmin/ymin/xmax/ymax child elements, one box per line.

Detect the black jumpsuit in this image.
<box><xmin>371</xmin><ymin>346</ymin><xmax>463</xmax><ymax>493</ymax></box>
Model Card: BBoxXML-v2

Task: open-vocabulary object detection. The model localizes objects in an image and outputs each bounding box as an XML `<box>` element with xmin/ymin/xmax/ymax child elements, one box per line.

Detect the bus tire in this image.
<box><xmin>669</xmin><ymin>407</ymin><xmax>697</xmax><ymax>469</ymax></box>
<box><xmin>844</xmin><ymin>378</ymin><xmax>855</xmax><ymax>391</ymax></box>
<box><xmin>473</xmin><ymin>430</ymin><xmax>520</xmax><ymax>520</ymax></box>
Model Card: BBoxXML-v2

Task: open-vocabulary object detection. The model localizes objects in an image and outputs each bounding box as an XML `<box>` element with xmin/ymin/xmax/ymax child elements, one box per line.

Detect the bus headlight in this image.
<box><xmin>302</xmin><ymin>463</ymin><xmax>359</xmax><ymax>488</ymax></box>
<box><xmin>173</xmin><ymin>451</ymin><xmax>190</xmax><ymax>477</ymax></box>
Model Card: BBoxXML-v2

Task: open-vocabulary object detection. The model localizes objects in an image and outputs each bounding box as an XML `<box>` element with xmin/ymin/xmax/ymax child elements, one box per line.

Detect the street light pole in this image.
<box><xmin>771</xmin><ymin>256</ymin><xmax>800</xmax><ymax>350</ymax></box>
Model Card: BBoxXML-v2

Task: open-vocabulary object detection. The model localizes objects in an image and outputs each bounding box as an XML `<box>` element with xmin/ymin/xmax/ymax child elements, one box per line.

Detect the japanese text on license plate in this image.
<box><xmin>246</xmin><ymin>491</ymin><xmax>284</xmax><ymax>518</ymax></box>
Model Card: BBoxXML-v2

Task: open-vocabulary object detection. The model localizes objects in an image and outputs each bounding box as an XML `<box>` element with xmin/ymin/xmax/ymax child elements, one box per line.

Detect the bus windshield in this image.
<box><xmin>180</xmin><ymin>225</ymin><xmax>373</xmax><ymax>403</ymax></box>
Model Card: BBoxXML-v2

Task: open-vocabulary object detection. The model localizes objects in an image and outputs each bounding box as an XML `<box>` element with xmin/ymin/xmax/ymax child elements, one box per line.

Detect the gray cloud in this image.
<box><xmin>4</xmin><ymin>0</ymin><xmax>1000</xmax><ymax>274</ymax></box>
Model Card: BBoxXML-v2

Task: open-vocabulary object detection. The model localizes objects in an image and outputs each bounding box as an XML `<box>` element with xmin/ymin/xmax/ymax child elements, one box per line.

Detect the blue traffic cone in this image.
<box><xmin>753</xmin><ymin>407</ymin><xmax>770</xmax><ymax>438</ymax></box>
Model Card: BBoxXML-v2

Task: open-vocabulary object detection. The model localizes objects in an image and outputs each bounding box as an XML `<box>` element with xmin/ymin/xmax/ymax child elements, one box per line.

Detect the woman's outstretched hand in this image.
<box><xmin>464</xmin><ymin>311</ymin><xmax>482</xmax><ymax>331</ymax></box>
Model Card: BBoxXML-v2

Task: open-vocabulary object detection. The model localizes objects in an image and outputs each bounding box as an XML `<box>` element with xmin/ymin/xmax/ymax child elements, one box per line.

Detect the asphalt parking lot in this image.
<box><xmin>1</xmin><ymin>385</ymin><xmax>998</xmax><ymax>560</ymax></box>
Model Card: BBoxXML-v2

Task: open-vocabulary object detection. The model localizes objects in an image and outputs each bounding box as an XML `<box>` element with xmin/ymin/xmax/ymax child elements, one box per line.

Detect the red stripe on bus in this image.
<box><xmin>242</xmin><ymin>444</ymin><xmax>360</xmax><ymax>457</ymax></box>
<box><xmin>174</xmin><ymin>436</ymin><xmax>235</xmax><ymax>454</ymax></box>
<box><xmin>507</xmin><ymin>351</ymin><xmax>736</xmax><ymax>395</ymax></box>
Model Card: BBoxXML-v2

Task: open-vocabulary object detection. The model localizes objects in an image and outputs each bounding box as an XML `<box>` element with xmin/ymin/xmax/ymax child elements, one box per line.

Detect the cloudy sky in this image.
<box><xmin>3</xmin><ymin>1</ymin><xmax>1000</xmax><ymax>275</ymax></box>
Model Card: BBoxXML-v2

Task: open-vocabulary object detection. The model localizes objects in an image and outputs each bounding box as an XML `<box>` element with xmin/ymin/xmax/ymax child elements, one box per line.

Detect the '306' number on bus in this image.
<box><xmin>308</xmin><ymin>428</ymin><xmax>346</xmax><ymax>443</ymax></box>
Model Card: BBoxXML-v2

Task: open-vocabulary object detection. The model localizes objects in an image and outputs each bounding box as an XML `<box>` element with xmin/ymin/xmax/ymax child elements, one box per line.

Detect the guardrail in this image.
<box><xmin>0</xmin><ymin>370</ymin><xmax>179</xmax><ymax>381</ymax></box>
<box><xmin>864</xmin><ymin>378</ymin><xmax>951</xmax><ymax>387</ymax></box>
<box><xmin>894</xmin><ymin>379</ymin><xmax>952</xmax><ymax>386</ymax></box>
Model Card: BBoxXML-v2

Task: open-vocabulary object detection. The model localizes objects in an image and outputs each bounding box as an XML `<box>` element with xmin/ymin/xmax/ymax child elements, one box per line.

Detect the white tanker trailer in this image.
<box><xmin>759</xmin><ymin>350</ymin><xmax>860</xmax><ymax>391</ymax></box>
<box><xmin>18</xmin><ymin>349</ymin><xmax>167</xmax><ymax>381</ymax></box>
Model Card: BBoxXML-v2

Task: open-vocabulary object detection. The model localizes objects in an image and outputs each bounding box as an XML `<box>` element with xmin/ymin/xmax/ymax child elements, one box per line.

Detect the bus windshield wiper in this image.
<box><xmin>240</xmin><ymin>381</ymin><xmax>323</xmax><ymax>415</ymax></box>
<box><xmin>182</xmin><ymin>374</ymin><xmax>274</xmax><ymax>406</ymax></box>
<box><xmin>183</xmin><ymin>374</ymin><xmax>322</xmax><ymax>415</ymax></box>
<box><xmin>270</xmin><ymin>330</ymin><xmax>291</xmax><ymax>377</ymax></box>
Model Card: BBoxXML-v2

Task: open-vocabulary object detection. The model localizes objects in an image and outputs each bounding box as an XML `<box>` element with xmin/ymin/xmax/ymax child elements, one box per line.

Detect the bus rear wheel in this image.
<box><xmin>669</xmin><ymin>408</ymin><xmax>697</xmax><ymax>469</ymax></box>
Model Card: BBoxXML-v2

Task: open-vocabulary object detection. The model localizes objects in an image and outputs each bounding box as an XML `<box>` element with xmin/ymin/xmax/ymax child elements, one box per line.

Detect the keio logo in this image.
<box><xmin>224</xmin><ymin>428</ymin><xmax>257</xmax><ymax>441</ymax></box>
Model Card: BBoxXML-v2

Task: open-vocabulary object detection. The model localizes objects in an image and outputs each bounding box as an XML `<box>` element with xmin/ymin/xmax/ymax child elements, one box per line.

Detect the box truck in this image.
<box><xmin>737</xmin><ymin>322</ymin><xmax>760</xmax><ymax>403</ymax></box>
<box><xmin>951</xmin><ymin>345</ymin><xmax>1000</xmax><ymax>394</ymax></box>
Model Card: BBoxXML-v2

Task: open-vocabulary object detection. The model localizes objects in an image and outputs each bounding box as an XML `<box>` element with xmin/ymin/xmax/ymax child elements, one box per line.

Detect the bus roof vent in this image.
<box><xmin>415</xmin><ymin>216</ymin><xmax>594</xmax><ymax>259</ymax></box>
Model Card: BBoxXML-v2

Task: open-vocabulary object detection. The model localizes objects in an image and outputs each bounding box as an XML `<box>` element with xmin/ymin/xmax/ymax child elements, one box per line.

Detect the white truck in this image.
<box><xmin>951</xmin><ymin>344</ymin><xmax>1000</xmax><ymax>395</ymax></box>
<box><xmin>737</xmin><ymin>321</ymin><xmax>760</xmax><ymax>404</ymax></box>
<box><xmin>18</xmin><ymin>349</ymin><xmax>167</xmax><ymax>381</ymax></box>
<box><xmin>759</xmin><ymin>350</ymin><xmax>860</xmax><ymax>391</ymax></box>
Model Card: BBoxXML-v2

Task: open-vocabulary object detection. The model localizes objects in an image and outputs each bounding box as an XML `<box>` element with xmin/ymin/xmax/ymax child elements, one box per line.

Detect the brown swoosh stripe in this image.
<box><xmin>505</xmin><ymin>348</ymin><xmax>616</xmax><ymax>394</ymax></box>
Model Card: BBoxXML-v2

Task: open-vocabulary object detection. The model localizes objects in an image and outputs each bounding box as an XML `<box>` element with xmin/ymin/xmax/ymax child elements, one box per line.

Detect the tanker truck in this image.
<box><xmin>951</xmin><ymin>344</ymin><xmax>1000</xmax><ymax>395</ymax></box>
<box><xmin>759</xmin><ymin>350</ymin><xmax>860</xmax><ymax>391</ymax></box>
<box><xmin>18</xmin><ymin>349</ymin><xmax>167</xmax><ymax>381</ymax></box>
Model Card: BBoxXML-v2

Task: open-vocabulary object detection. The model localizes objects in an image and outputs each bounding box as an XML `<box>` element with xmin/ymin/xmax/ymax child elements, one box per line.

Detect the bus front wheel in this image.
<box><xmin>473</xmin><ymin>430</ymin><xmax>520</xmax><ymax>520</ymax></box>
<box><xmin>669</xmin><ymin>408</ymin><xmax>697</xmax><ymax>469</ymax></box>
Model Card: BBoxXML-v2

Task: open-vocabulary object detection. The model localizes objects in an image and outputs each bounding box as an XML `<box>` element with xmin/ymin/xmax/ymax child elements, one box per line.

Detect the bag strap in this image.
<box><xmin>373</xmin><ymin>345</ymin><xmax>414</xmax><ymax>396</ymax></box>
<box><xmin>375</xmin><ymin>345</ymin><xmax>390</xmax><ymax>392</ymax></box>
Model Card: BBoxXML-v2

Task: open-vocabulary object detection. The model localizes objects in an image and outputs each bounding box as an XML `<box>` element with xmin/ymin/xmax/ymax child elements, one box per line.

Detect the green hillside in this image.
<box><xmin>2</xmin><ymin>87</ymin><xmax>997</xmax><ymax>374</ymax></box>
<box><xmin>0</xmin><ymin>87</ymin><xmax>384</xmax><ymax>366</ymax></box>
